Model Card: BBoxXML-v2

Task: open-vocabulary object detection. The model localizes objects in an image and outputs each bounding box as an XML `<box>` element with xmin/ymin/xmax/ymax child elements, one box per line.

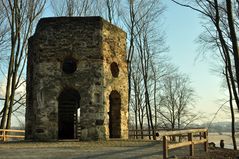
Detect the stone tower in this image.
<box><xmin>25</xmin><ymin>17</ymin><xmax>128</xmax><ymax>141</ymax></box>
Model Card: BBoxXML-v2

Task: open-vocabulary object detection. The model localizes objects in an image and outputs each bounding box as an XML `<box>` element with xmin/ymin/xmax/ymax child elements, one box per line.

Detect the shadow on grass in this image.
<box><xmin>72</xmin><ymin>141</ymin><xmax>163</xmax><ymax>159</ymax></box>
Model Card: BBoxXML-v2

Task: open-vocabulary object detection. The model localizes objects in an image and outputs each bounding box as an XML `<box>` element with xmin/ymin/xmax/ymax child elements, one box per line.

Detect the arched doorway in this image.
<box><xmin>58</xmin><ymin>89</ymin><xmax>80</xmax><ymax>139</ymax></box>
<box><xmin>109</xmin><ymin>90</ymin><xmax>121</xmax><ymax>138</ymax></box>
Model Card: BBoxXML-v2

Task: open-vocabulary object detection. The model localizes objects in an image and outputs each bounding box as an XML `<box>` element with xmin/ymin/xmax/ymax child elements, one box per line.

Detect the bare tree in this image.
<box><xmin>130</xmin><ymin>56</ymin><xmax>145</xmax><ymax>139</ymax></box>
<box><xmin>122</xmin><ymin>0</ymin><xmax>166</xmax><ymax>139</ymax></box>
<box><xmin>0</xmin><ymin>1</ymin><xmax>9</xmax><ymax>73</ymax></box>
<box><xmin>224</xmin><ymin>66</ymin><xmax>237</xmax><ymax>150</ymax></box>
<box><xmin>0</xmin><ymin>0</ymin><xmax>45</xmax><ymax>129</ymax></box>
<box><xmin>50</xmin><ymin>0</ymin><xmax>121</xmax><ymax>22</ymax></box>
<box><xmin>50</xmin><ymin>0</ymin><xmax>95</xmax><ymax>16</ymax></box>
<box><xmin>171</xmin><ymin>0</ymin><xmax>238</xmax><ymax>149</ymax></box>
<box><xmin>135</xmin><ymin>0</ymin><xmax>166</xmax><ymax>140</ymax></box>
<box><xmin>158</xmin><ymin>73</ymin><xmax>199</xmax><ymax>130</ymax></box>
<box><xmin>171</xmin><ymin>0</ymin><xmax>239</xmax><ymax>108</ymax></box>
<box><xmin>0</xmin><ymin>3</ymin><xmax>8</xmax><ymax>46</ymax></box>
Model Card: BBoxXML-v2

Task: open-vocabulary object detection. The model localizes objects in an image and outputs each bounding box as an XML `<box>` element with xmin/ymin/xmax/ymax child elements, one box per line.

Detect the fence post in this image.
<box><xmin>203</xmin><ymin>131</ymin><xmax>208</xmax><ymax>152</ymax></box>
<box><xmin>163</xmin><ymin>136</ymin><xmax>168</xmax><ymax>159</ymax></box>
<box><xmin>3</xmin><ymin>129</ymin><xmax>6</xmax><ymax>142</ymax></box>
<box><xmin>188</xmin><ymin>133</ymin><xmax>194</xmax><ymax>156</ymax></box>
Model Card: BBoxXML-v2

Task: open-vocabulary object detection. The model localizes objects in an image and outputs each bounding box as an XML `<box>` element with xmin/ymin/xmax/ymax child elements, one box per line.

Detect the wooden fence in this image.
<box><xmin>0</xmin><ymin>129</ymin><xmax>25</xmax><ymax>142</ymax></box>
<box><xmin>160</xmin><ymin>128</ymin><xmax>208</xmax><ymax>159</ymax></box>
<box><xmin>128</xmin><ymin>129</ymin><xmax>163</xmax><ymax>139</ymax></box>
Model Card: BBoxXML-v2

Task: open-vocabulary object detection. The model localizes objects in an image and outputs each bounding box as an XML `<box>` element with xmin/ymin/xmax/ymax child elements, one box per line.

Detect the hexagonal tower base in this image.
<box><xmin>25</xmin><ymin>17</ymin><xmax>128</xmax><ymax>141</ymax></box>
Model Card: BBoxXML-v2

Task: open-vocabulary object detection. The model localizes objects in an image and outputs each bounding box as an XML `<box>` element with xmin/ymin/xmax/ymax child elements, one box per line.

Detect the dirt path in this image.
<box><xmin>0</xmin><ymin>140</ymin><xmax>208</xmax><ymax>159</ymax></box>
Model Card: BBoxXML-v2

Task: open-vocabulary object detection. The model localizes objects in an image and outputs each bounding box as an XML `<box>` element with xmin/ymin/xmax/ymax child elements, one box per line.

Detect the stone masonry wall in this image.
<box><xmin>102</xmin><ymin>22</ymin><xmax>128</xmax><ymax>139</ymax></box>
<box><xmin>26</xmin><ymin>17</ymin><xmax>128</xmax><ymax>141</ymax></box>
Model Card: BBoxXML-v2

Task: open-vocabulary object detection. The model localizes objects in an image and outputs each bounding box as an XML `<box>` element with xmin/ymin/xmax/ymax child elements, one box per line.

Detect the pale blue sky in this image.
<box><xmin>163</xmin><ymin>1</ymin><xmax>225</xmax><ymax>117</ymax></box>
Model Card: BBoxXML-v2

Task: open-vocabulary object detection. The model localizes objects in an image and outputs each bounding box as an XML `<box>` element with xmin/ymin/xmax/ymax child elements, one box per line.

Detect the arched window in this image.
<box><xmin>109</xmin><ymin>90</ymin><xmax>121</xmax><ymax>138</ymax></box>
<box><xmin>110</xmin><ymin>62</ymin><xmax>119</xmax><ymax>77</ymax></box>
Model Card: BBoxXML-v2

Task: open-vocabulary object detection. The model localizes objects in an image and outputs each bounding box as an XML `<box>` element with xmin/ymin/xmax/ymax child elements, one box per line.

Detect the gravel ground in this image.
<box><xmin>0</xmin><ymin>140</ymin><xmax>164</xmax><ymax>159</ymax></box>
<box><xmin>0</xmin><ymin>140</ymin><xmax>230</xmax><ymax>159</ymax></box>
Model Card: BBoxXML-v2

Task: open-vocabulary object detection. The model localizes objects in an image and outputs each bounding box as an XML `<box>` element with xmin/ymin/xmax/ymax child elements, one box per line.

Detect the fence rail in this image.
<box><xmin>161</xmin><ymin>128</ymin><xmax>208</xmax><ymax>159</ymax></box>
<box><xmin>0</xmin><ymin>129</ymin><xmax>25</xmax><ymax>142</ymax></box>
<box><xmin>129</xmin><ymin>129</ymin><xmax>163</xmax><ymax>139</ymax></box>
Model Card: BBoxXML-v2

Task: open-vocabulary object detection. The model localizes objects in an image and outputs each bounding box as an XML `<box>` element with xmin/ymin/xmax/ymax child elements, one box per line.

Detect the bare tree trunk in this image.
<box><xmin>5</xmin><ymin>0</ymin><xmax>21</xmax><ymax>129</ymax></box>
<box><xmin>134</xmin><ymin>108</ymin><xmax>138</xmax><ymax>139</ymax></box>
<box><xmin>225</xmin><ymin>66</ymin><xmax>237</xmax><ymax>150</ymax></box>
<box><xmin>145</xmin><ymin>89</ymin><xmax>155</xmax><ymax>139</ymax></box>
<box><xmin>66</xmin><ymin>0</ymin><xmax>75</xmax><ymax>16</ymax></box>
<box><xmin>137</xmin><ymin>37</ymin><xmax>155</xmax><ymax>140</ymax></box>
<box><xmin>138</xmin><ymin>97</ymin><xmax>144</xmax><ymax>139</ymax></box>
<box><xmin>177</xmin><ymin>112</ymin><xmax>181</xmax><ymax>142</ymax></box>
<box><xmin>0</xmin><ymin>0</ymin><xmax>17</xmax><ymax>129</ymax></box>
<box><xmin>139</xmin><ymin>114</ymin><xmax>143</xmax><ymax>139</ymax></box>
<box><xmin>105</xmin><ymin>0</ymin><xmax>113</xmax><ymax>23</ymax></box>
<box><xmin>151</xmin><ymin>61</ymin><xmax>157</xmax><ymax>131</ymax></box>
<box><xmin>127</xmin><ymin>0</ymin><xmax>136</xmax><ymax>126</ymax></box>
<box><xmin>6</xmin><ymin>64</ymin><xmax>18</xmax><ymax>129</ymax></box>
<box><xmin>132</xmin><ymin>74</ymin><xmax>138</xmax><ymax>139</ymax></box>
<box><xmin>226</xmin><ymin>0</ymin><xmax>239</xmax><ymax>101</ymax></box>
<box><xmin>0</xmin><ymin>51</ymin><xmax>13</xmax><ymax>129</ymax></box>
<box><xmin>145</xmin><ymin>102</ymin><xmax>151</xmax><ymax>139</ymax></box>
<box><xmin>213</xmin><ymin>0</ymin><xmax>239</xmax><ymax>111</ymax></box>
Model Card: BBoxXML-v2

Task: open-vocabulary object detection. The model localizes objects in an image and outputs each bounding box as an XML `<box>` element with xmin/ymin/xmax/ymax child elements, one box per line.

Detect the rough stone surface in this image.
<box><xmin>26</xmin><ymin>17</ymin><xmax>128</xmax><ymax>141</ymax></box>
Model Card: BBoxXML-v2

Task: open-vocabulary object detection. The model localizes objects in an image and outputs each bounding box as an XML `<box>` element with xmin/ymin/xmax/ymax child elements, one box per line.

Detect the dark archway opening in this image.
<box><xmin>109</xmin><ymin>90</ymin><xmax>121</xmax><ymax>138</ymax></box>
<box><xmin>58</xmin><ymin>88</ymin><xmax>80</xmax><ymax>139</ymax></box>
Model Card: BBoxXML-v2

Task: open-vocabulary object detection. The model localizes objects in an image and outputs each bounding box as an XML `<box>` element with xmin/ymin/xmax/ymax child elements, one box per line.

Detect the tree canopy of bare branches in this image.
<box><xmin>171</xmin><ymin>0</ymin><xmax>238</xmax><ymax>150</ymax></box>
<box><xmin>158</xmin><ymin>73</ymin><xmax>199</xmax><ymax>130</ymax></box>
<box><xmin>0</xmin><ymin>0</ymin><xmax>46</xmax><ymax>129</ymax></box>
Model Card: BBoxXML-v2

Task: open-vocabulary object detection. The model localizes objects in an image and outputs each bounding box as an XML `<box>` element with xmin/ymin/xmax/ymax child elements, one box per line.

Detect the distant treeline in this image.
<box><xmin>193</xmin><ymin>122</ymin><xmax>239</xmax><ymax>133</ymax></box>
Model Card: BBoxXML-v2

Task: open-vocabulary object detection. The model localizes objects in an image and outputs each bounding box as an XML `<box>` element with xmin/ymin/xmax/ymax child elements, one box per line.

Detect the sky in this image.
<box><xmin>162</xmin><ymin>1</ymin><xmax>228</xmax><ymax>120</ymax></box>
